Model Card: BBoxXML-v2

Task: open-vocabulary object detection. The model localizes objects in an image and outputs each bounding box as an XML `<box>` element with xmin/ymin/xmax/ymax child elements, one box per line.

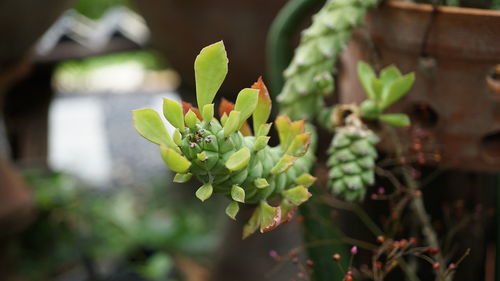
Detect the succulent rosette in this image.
<box><xmin>133</xmin><ymin>42</ymin><xmax>316</xmax><ymax>238</ymax></box>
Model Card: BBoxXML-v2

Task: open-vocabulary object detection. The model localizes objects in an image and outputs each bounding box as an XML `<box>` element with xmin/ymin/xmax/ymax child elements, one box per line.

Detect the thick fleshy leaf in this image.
<box><xmin>251</xmin><ymin>77</ymin><xmax>272</xmax><ymax>133</ymax></box>
<box><xmin>133</xmin><ymin>109</ymin><xmax>178</xmax><ymax>151</ymax></box>
<box><xmin>234</xmin><ymin>88</ymin><xmax>259</xmax><ymax>127</ymax></box>
<box><xmin>160</xmin><ymin>144</ymin><xmax>191</xmax><ymax>173</ymax></box>
<box><xmin>271</xmin><ymin>155</ymin><xmax>297</xmax><ymax>175</ymax></box>
<box><xmin>357</xmin><ymin>61</ymin><xmax>377</xmax><ymax>100</ymax></box>
<box><xmin>163</xmin><ymin>99</ymin><xmax>185</xmax><ymax>131</ymax></box>
<box><xmin>359</xmin><ymin>99</ymin><xmax>380</xmax><ymax>119</ymax></box>
<box><xmin>185</xmin><ymin>110</ymin><xmax>200</xmax><ymax>128</ymax></box>
<box><xmin>242</xmin><ymin>207</ymin><xmax>260</xmax><ymax>239</ymax></box>
<box><xmin>380</xmin><ymin>65</ymin><xmax>402</xmax><ymax>84</ymax></box>
<box><xmin>259</xmin><ymin>201</ymin><xmax>281</xmax><ymax>233</ymax></box>
<box><xmin>254</xmin><ymin>136</ymin><xmax>270</xmax><ymax>151</ymax></box>
<box><xmin>225</xmin><ymin>147</ymin><xmax>251</xmax><ymax>171</ymax></box>
<box><xmin>195</xmin><ymin>184</ymin><xmax>213</xmax><ymax>202</ymax></box>
<box><xmin>379</xmin><ymin>73</ymin><xmax>415</xmax><ymax>109</ymax></box>
<box><xmin>275</xmin><ymin>115</ymin><xmax>292</xmax><ymax>149</ymax></box>
<box><xmin>282</xmin><ymin>185</ymin><xmax>311</xmax><ymax>205</ymax></box>
<box><xmin>379</xmin><ymin>113</ymin><xmax>411</xmax><ymax>127</ymax></box>
<box><xmin>202</xmin><ymin>104</ymin><xmax>214</xmax><ymax>122</ymax></box>
<box><xmin>286</xmin><ymin>133</ymin><xmax>311</xmax><ymax>157</ymax></box>
<box><xmin>295</xmin><ymin>173</ymin><xmax>317</xmax><ymax>188</ymax></box>
<box><xmin>254</xmin><ymin>178</ymin><xmax>269</xmax><ymax>189</ymax></box>
<box><xmin>223</xmin><ymin>110</ymin><xmax>241</xmax><ymax>137</ymax></box>
<box><xmin>195</xmin><ymin>41</ymin><xmax>228</xmax><ymax>112</ymax></box>
<box><xmin>173</xmin><ymin>129</ymin><xmax>182</xmax><ymax>146</ymax></box>
<box><xmin>197</xmin><ymin>151</ymin><xmax>207</xmax><ymax>161</ymax></box>
<box><xmin>173</xmin><ymin>173</ymin><xmax>192</xmax><ymax>183</ymax></box>
<box><xmin>220</xmin><ymin>113</ymin><xmax>228</xmax><ymax>126</ymax></box>
<box><xmin>182</xmin><ymin>102</ymin><xmax>202</xmax><ymax>119</ymax></box>
<box><xmin>256</xmin><ymin>123</ymin><xmax>272</xmax><ymax>137</ymax></box>
<box><xmin>231</xmin><ymin>185</ymin><xmax>245</xmax><ymax>203</ymax></box>
<box><xmin>225</xmin><ymin>201</ymin><xmax>239</xmax><ymax>220</ymax></box>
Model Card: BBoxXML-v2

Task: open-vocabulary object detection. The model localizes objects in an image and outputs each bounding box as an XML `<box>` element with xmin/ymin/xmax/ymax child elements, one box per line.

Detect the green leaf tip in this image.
<box><xmin>234</xmin><ymin>88</ymin><xmax>259</xmax><ymax>127</ymax></box>
<box><xmin>195</xmin><ymin>41</ymin><xmax>228</xmax><ymax>112</ymax></box>
<box><xmin>163</xmin><ymin>99</ymin><xmax>185</xmax><ymax>131</ymax></box>
<box><xmin>283</xmin><ymin>185</ymin><xmax>311</xmax><ymax>206</ymax></box>
<box><xmin>271</xmin><ymin>155</ymin><xmax>297</xmax><ymax>175</ymax></box>
<box><xmin>223</xmin><ymin>110</ymin><xmax>241</xmax><ymax>137</ymax></box>
<box><xmin>185</xmin><ymin>110</ymin><xmax>200</xmax><ymax>128</ymax></box>
<box><xmin>196</xmin><ymin>184</ymin><xmax>213</xmax><ymax>202</ymax></box>
<box><xmin>231</xmin><ymin>185</ymin><xmax>245</xmax><ymax>203</ymax></box>
<box><xmin>225</xmin><ymin>147</ymin><xmax>251</xmax><ymax>171</ymax></box>
<box><xmin>225</xmin><ymin>201</ymin><xmax>239</xmax><ymax>220</ymax></box>
<box><xmin>173</xmin><ymin>173</ymin><xmax>192</xmax><ymax>183</ymax></box>
<box><xmin>379</xmin><ymin>113</ymin><xmax>411</xmax><ymax>127</ymax></box>
<box><xmin>160</xmin><ymin>144</ymin><xmax>191</xmax><ymax>173</ymax></box>
<box><xmin>254</xmin><ymin>178</ymin><xmax>269</xmax><ymax>189</ymax></box>
<box><xmin>202</xmin><ymin>103</ymin><xmax>214</xmax><ymax>122</ymax></box>
<box><xmin>132</xmin><ymin>108</ymin><xmax>178</xmax><ymax>151</ymax></box>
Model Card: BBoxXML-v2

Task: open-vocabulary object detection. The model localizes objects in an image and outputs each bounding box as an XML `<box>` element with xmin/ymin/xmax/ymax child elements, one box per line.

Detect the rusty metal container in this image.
<box><xmin>339</xmin><ymin>1</ymin><xmax>500</xmax><ymax>172</ymax></box>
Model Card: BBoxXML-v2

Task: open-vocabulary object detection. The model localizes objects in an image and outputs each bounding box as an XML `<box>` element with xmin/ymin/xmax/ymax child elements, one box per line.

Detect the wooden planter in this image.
<box><xmin>339</xmin><ymin>1</ymin><xmax>500</xmax><ymax>172</ymax></box>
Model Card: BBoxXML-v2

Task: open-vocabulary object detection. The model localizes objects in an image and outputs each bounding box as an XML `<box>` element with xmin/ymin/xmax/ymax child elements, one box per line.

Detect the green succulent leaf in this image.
<box><xmin>379</xmin><ymin>113</ymin><xmax>411</xmax><ymax>127</ymax></box>
<box><xmin>160</xmin><ymin>144</ymin><xmax>191</xmax><ymax>173</ymax></box>
<box><xmin>379</xmin><ymin>73</ymin><xmax>415</xmax><ymax>109</ymax></box>
<box><xmin>295</xmin><ymin>173</ymin><xmax>317</xmax><ymax>188</ymax></box>
<box><xmin>163</xmin><ymin>99</ymin><xmax>185</xmax><ymax>131</ymax></box>
<box><xmin>357</xmin><ymin>61</ymin><xmax>377</xmax><ymax>100</ymax></box>
<box><xmin>225</xmin><ymin>201</ymin><xmax>239</xmax><ymax>220</ymax></box>
<box><xmin>359</xmin><ymin>99</ymin><xmax>380</xmax><ymax>119</ymax></box>
<box><xmin>254</xmin><ymin>178</ymin><xmax>269</xmax><ymax>189</ymax></box>
<box><xmin>231</xmin><ymin>185</ymin><xmax>245</xmax><ymax>203</ymax></box>
<box><xmin>380</xmin><ymin>65</ymin><xmax>402</xmax><ymax>84</ymax></box>
<box><xmin>173</xmin><ymin>129</ymin><xmax>182</xmax><ymax>146</ymax></box>
<box><xmin>282</xmin><ymin>185</ymin><xmax>311</xmax><ymax>206</ymax></box>
<box><xmin>271</xmin><ymin>155</ymin><xmax>297</xmax><ymax>175</ymax></box>
<box><xmin>234</xmin><ymin>88</ymin><xmax>259</xmax><ymax>127</ymax></box>
<box><xmin>256</xmin><ymin>123</ymin><xmax>272</xmax><ymax>137</ymax></box>
<box><xmin>254</xmin><ymin>136</ymin><xmax>270</xmax><ymax>151</ymax></box>
<box><xmin>196</xmin><ymin>184</ymin><xmax>213</xmax><ymax>202</ymax></box>
<box><xmin>252</xmin><ymin>78</ymin><xmax>272</xmax><ymax>133</ymax></box>
<box><xmin>202</xmin><ymin>103</ymin><xmax>215</xmax><ymax>122</ymax></box>
<box><xmin>225</xmin><ymin>147</ymin><xmax>251</xmax><ymax>171</ymax></box>
<box><xmin>195</xmin><ymin>41</ymin><xmax>228</xmax><ymax>113</ymax></box>
<box><xmin>173</xmin><ymin>173</ymin><xmax>192</xmax><ymax>183</ymax></box>
<box><xmin>133</xmin><ymin>108</ymin><xmax>178</xmax><ymax>151</ymax></box>
<box><xmin>185</xmin><ymin>110</ymin><xmax>200</xmax><ymax>128</ymax></box>
<box><xmin>223</xmin><ymin>110</ymin><xmax>242</xmax><ymax>137</ymax></box>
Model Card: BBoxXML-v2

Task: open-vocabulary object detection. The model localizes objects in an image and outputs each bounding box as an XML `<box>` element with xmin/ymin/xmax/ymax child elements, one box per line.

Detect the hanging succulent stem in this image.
<box><xmin>133</xmin><ymin>42</ymin><xmax>317</xmax><ymax>238</ymax></box>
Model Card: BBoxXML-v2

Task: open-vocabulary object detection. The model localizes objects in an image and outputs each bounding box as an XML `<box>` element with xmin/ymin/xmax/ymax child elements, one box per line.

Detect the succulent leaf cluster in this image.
<box><xmin>358</xmin><ymin>61</ymin><xmax>414</xmax><ymax>127</ymax></box>
<box><xmin>277</xmin><ymin>0</ymin><xmax>379</xmax><ymax>121</ymax></box>
<box><xmin>327</xmin><ymin>108</ymin><xmax>379</xmax><ymax>201</ymax></box>
<box><xmin>133</xmin><ymin>42</ymin><xmax>316</xmax><ymax>238</ymax></box>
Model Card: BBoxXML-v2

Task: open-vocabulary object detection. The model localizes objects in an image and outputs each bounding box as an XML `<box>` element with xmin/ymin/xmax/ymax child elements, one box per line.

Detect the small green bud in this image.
<box><xmin>282</xmin><ymin>185</ymin><xmax>311</xmax><ymax>205</ymax></box>
<box><xmin>220</xmin><ymin>113</ymin><xmax>228</xmax><ymax>126</ymax></box>
<box><xmin>173</xmin><ymin>129</ymin><xmax>182</xmax><ymax>146</ymax></box>
<box><xmin>163</xmin><ymin>98</ymin><xmax>185</xmax><ymax>131</ymax></box>
<box><xmin>256</xmin><ymin>123</ymin><xmax>272</xmax><ymax>137</ymax></box>
<box><xmin>225</xmin><ymin>147</ymin><xmax>251</xmax><ymax>171</ymax></box>
<box><xmin>271</xmin><ymin>155</ymin><xmax>297</xmax><ymax>175</ymax></box>
<box><xmin>231</xmin><ymin>185</ymin><xmax>245</xmax><ymax>203</ymax></box>
<box><xmin>254</xmin><ymin>178</ymin><xmax>269</xmax><ymax>189</ymax></box>
<box><xmin>185</xmin><ymin>110</ymin><xmax>200</xmax><ymax>128</ymax></box>
<box><xmin>173</xmin><ymin>173</ymin><xmax>192</xmax><ymax>183</ymax></box>
<box><xmin>254</xmin><ymin>136</ymin><xmax>270</xmax><ymax>151</ymax></box>
<box><xmin>195</xmin><ymin>184</ymin><xmax>213</xmax><ymax>202</ymax></box>
<box><xmin>295</xmin><ymin>173</ymin><xmax>316</xmax><ymax>188</ymax></box>
<box><xmin>225</xmin><ymin>201</ymin><xmax>239</xmax><ymax>220</ymax></box>
<box><xmin>197</xmin><ymin>151</ymin><xmax>207</xmax><ymax>161</ymax></box>
<box><xmin>202</xmin><ymin>103</ymin><xmax>214</xmax><ymax>122</ymax></box>
<box><xmin>223</xmin><ymin>110</ymin><xmax>241</xmax><ymax>137</ymax></box>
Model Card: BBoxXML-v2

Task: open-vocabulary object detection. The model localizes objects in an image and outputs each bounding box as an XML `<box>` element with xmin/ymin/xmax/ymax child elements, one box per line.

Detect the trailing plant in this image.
<box><xmin>133</xmin><ymin>41</ymin><xmax>317</xmax><ymax>239</ymax></box>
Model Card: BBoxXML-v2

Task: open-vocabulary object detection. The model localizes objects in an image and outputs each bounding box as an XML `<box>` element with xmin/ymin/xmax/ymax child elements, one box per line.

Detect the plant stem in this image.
<box><xmin>403</xmin><ymin>170</ymin><xmax>447</xmax><ymax>281</ymax></box>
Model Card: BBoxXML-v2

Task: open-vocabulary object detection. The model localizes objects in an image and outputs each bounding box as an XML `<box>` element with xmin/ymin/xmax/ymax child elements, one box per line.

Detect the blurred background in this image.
<box><xmin>0</xmin><ymin>0</ymin><xmax>304</xmax><ymax>280</ymax></box>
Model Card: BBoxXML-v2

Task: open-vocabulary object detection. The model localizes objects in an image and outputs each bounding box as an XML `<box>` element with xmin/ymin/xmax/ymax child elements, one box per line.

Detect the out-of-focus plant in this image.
<box><xmin>5</xmin><ymin>170</ymin><xmax>221</xmax><ymax>280</ymax></box>
<box><xmin>73</xmin><ymin>0</ymin><xmax>130</xmax><ymax>19</ymax></box>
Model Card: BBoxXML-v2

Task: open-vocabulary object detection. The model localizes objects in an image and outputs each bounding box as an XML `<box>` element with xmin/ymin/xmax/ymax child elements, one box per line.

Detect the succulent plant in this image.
<box><xmin>327</xmin><ymin>105</ymin><xmax>379</xmax><ymax>201</ymax></box>
<box><xmin>277</xmin><ymin>0</ymin><xmax>379</xmax><ymax>121</ymax></box>
<box><xmin>133</xmin><ymin>42</ymin><xmax>316</xmax><ymax>238</ymax></box>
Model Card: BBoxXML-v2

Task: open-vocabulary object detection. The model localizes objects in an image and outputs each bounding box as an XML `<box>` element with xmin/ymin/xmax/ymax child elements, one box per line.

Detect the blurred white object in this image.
<box><xmin>49</xmin><ymin>96</ymin><xmax>112</xmax><ymax>186</ymax></box>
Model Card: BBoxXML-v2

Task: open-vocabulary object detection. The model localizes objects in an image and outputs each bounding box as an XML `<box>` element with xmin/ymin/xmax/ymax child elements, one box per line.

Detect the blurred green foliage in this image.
<box><xmin>5</xmin><ymin>169</ymin><xmax>223</xmax><ymax>280</ymax></box>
